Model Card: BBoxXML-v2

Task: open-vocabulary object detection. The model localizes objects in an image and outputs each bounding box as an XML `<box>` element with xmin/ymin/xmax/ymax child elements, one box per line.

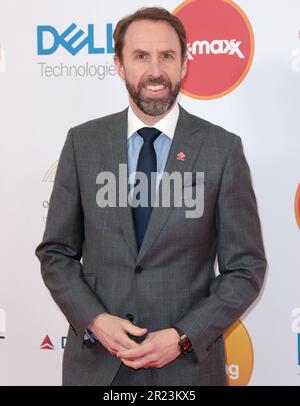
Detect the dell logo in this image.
<box><xmin>37</xmin><ymin>23</ymin><xmax>114</xmax><ymax>56</ymax></box>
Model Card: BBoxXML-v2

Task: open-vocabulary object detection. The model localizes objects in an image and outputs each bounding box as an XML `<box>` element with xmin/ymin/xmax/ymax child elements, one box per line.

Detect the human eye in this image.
<box><xmin>135</xmin><ymin>53</ymin><xmax>147</xmax><ymax>60</ymax></box>
<box><xmin>161</xmin><ymin>52</ymin><xmax>174</xmax><ymax>61</ymax></box>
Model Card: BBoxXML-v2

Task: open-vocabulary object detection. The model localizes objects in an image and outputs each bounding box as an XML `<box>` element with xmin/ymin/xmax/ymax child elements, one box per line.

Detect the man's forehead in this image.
<box><xmin>131</xmin><ymin>44</ymin><xmax>177</xmax><ymax>53</ymax></box>
<box><xmin>124</xmin><ymin>21</ymin><xmax>180</xmax><ymax>49</ymax></box>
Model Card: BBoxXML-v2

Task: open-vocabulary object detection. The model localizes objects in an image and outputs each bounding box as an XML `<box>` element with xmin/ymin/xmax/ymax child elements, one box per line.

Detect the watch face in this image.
<box><xmin>180</xmin><ymin>336</ymin><xmax>193</xmax><ymax>354</ymax></box>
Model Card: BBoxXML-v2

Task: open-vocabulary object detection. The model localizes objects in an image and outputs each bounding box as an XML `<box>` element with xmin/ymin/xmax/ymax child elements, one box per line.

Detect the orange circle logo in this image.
<box><xmin>224</xmin><ymin>320</ymin><xmax>254</xmax><ymax>386</ymax></box>
<box><xmin>173</xmin><ymin>0</ymin><xmax>255</xmax><ymax>99</ymax></box>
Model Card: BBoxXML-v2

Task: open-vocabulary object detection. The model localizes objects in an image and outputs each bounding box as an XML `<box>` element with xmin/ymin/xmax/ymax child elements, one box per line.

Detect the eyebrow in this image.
<box><xmin>132</xmin><ymin>49</ymin><xmax>177</xmax><ymax>56</ymax></box>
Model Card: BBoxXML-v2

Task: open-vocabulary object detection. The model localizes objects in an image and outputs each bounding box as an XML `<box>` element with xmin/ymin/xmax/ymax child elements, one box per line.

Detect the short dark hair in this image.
<box><xmin>113</xmin><ymin>7</ymin><xmax>187</xmax><ymax>63</ymax></box>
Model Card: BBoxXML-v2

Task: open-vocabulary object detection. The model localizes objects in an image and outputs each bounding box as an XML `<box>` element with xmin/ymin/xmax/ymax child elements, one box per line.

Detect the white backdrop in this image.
<box><xmin>0</xmin><ymin>0</ymin><xmax>299</xmax><ymax>386</ymax></box>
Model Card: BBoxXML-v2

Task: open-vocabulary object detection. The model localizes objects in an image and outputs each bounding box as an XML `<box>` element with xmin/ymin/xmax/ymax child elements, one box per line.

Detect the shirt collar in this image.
<box><xmin>127</xmin><ymin>102</ymin><xmax>179</xmax><ymax>140</ymax></box>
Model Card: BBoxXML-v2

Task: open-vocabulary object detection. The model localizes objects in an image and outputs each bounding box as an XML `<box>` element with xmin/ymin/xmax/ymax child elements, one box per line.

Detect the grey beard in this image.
<box><xmin>125</xmin><ymin>80</ymin><xmax>181</xmax><ymax>116</ymax></box>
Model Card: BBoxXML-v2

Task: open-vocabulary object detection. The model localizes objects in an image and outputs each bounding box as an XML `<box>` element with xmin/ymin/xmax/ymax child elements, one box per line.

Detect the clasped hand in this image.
<box><xmin>88</xmin><ymin>313</ymin><xmax>181</xmax><ymax>369</ymax></box>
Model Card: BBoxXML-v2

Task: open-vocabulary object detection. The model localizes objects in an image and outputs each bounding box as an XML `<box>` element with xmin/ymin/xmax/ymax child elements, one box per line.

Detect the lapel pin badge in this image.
<box><xmin>176</xmin><ymin>151</ymin><xmax>186</xmax><ymax>161</ymax></box>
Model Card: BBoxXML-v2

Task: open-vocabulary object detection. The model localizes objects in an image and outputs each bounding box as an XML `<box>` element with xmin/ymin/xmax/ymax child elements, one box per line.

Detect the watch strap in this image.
<box><xmin>173</xmin><ymin>327</ymin><xmax>193</xmax><ymax>354</ymax></box>
<box><xmin>173</xmin><ymin>326</ymin><xmax>184</xmax><ymax>338</ymax></box>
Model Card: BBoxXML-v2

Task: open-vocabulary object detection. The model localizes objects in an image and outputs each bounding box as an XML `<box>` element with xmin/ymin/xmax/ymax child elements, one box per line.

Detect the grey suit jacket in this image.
<box><xmin>35</xmin><ymin>104</ymin><xmax>267</xmax><ymax>386</ymax></box>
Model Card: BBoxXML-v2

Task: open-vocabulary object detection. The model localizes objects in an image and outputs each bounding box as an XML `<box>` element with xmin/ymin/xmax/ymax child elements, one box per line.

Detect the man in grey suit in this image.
<box><xmin>35</xmin><ymin>7</ymin><xmax>267</xmax><ymax>386</ymax></box>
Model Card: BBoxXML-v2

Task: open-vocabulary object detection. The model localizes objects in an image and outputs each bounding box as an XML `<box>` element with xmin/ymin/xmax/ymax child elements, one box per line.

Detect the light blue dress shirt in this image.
<box><xmin>127</xmin><ymin>131</ymin><xmax>172</xmax><ymax>193</ymax></box>
<box><xmin>127</xmin><ymin>101</ymin><xmax>179</xmax><ymax>191</ymax></box>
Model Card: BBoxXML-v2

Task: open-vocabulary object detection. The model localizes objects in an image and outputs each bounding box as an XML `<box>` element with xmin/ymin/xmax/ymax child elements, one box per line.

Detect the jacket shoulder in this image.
<box><xmin>70</xmin><ymin>108</ymin><xmax>128</xmax><ymax>136</ymax></box>
<box><xmin>181</xmin><ymin>107</ymin><xmax>240</xmax><ymax>148</ymax></box>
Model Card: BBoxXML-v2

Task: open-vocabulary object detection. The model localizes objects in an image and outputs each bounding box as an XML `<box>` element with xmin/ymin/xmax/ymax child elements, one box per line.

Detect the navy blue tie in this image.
<box><xmin>132</xmin><ymin>127</ymin><xmax>162</xmax><ymax>251</ymax></box>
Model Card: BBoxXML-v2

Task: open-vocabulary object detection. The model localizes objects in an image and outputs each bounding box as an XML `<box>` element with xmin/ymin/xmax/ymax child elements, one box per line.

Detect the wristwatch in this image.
<box><xmin>173</xmin><ymin>327</ymin><xmax>193</xmax><ymax>354</ymax></box>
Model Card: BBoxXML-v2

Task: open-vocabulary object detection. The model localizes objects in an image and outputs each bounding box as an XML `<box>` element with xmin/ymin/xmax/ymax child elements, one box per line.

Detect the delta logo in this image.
<box><xmin>40</xmin><ymin>335</ymin><xmax>67</xmax><ymax>350</ymax></box>
<box><xmin>173</xmin><ymin>0</ymin><xmax>255</xmax><ymax>99</ymax></box>
<box><xmin>40</xmin><ymin>335</ymin><xmax>55</xmax><ymax>350</ymax></box>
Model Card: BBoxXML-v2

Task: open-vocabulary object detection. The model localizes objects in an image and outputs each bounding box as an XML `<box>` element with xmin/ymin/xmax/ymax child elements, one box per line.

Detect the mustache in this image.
<box><xmin>139</xmin><ymin>76</ymin><xmax>171</xmax><ymax>88</ymax></box>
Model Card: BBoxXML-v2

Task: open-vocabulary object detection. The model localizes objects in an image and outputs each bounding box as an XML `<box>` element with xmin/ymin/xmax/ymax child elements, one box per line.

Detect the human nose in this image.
<box><xmin>147</xmin><ymin>57</ymin><xmax>163</xmax><ymax>78</ymax></box>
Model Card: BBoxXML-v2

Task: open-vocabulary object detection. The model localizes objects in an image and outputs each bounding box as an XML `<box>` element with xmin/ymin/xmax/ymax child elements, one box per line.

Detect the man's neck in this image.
<box><xmin>129</xmin><ymin>98</ymin><xmax>177</xmax><ymax>126</ymax></box>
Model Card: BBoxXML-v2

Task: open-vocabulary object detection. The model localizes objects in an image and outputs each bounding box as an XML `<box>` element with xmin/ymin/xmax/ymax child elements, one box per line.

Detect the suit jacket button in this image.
<box><xmin>135</xmin><ymin>265</ymin><xmax>143</xmax><ymax>273</ymax></box>
<box><xmin>126</xmin><ymin>314</ymin><xmax>134</xmax><ymax>322</ymax></box>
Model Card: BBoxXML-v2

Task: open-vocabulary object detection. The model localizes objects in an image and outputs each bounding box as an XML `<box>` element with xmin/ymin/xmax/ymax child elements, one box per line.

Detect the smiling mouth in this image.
<box><xmin>143</xmin><ymin>84</ymin><xmax>167</xmax><ymax>95</ymax></box>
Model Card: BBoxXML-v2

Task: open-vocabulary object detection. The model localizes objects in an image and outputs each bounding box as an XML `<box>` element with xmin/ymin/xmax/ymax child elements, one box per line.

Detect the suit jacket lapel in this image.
<box><xmin>136</xmin><ymin>105</ymin><xmax>204</xmax><ymax>264</ymax></box>
<box><xmin>106</xmin><ymin>107</ymin><xmax>139</xmax><ymax>261</ymax></box>
<box><xmin>105</xmin><ymin>104</ymin><xmax>205</xmax><ymax>264</ymax></box>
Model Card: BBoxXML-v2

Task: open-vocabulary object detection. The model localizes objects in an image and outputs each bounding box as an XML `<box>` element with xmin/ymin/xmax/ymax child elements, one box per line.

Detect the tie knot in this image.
<box><xmin>137</xmin><ymin>127</ymin><xmax>162</xmax><ymax>144</ymax></box>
